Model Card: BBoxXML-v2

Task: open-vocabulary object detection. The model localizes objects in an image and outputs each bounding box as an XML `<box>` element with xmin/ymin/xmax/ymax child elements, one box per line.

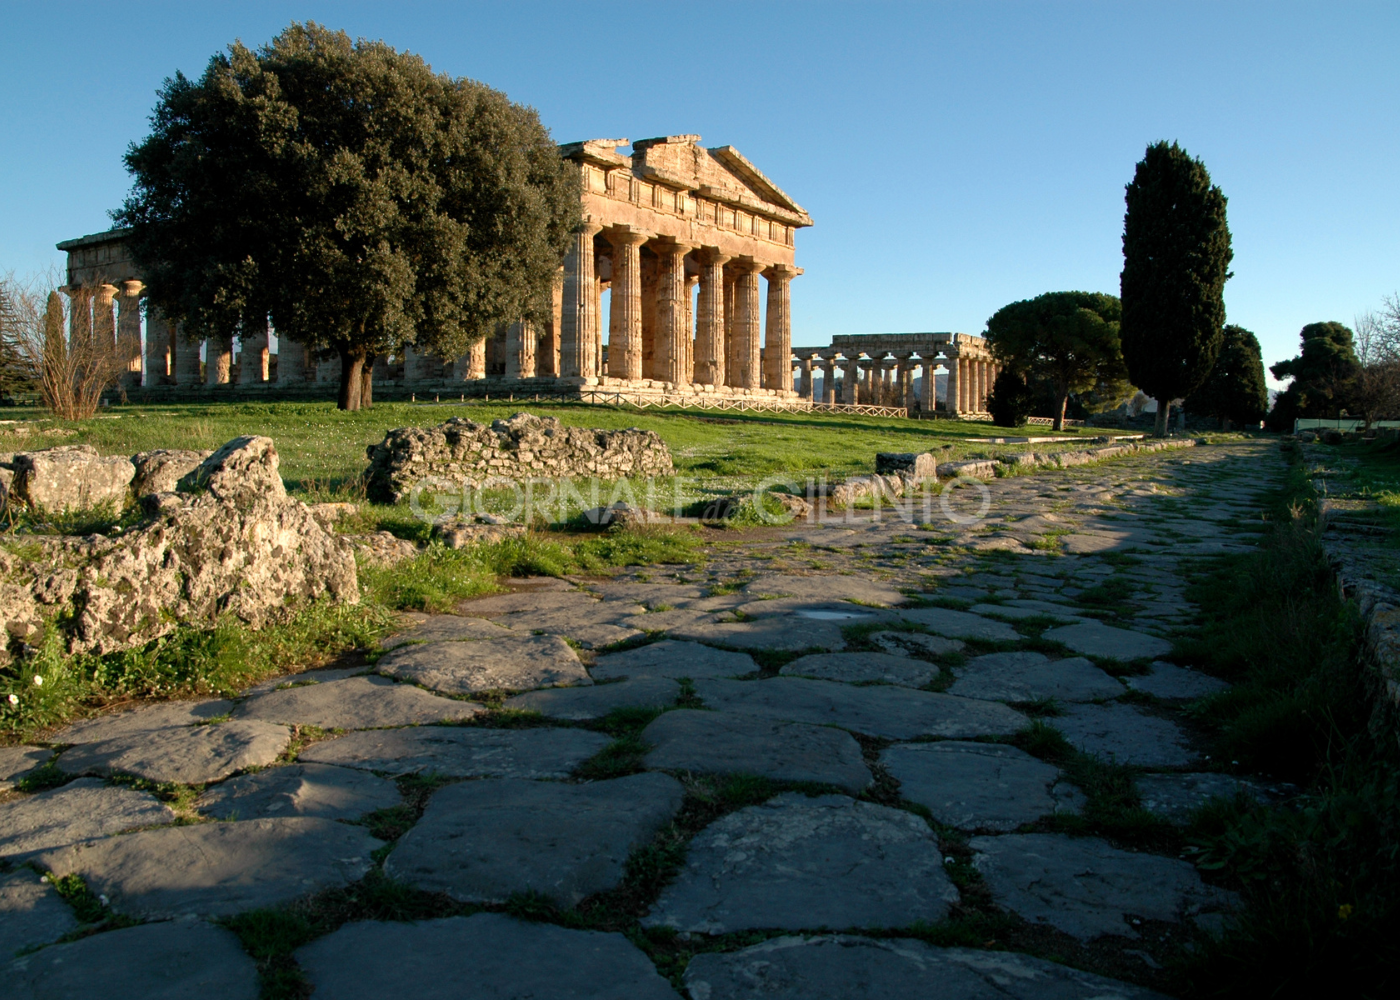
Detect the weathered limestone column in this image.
<box><xmin>763</xmin><ymin>265</ymin><xmax>797</xmax><ymax>391</ymax></box>
<box><xmin>683</xmin><ymin>273</ymin><xmax>699</xmax><ymax>383</ymax></box>
<box><xmin>277</xmin><ymin>338</ymin><xmax>306</xmax><ymax>385</ymax></box>
<box><xmin>539</xmin><ymin>268</ymin><xmax>563</xmax><ymax>377</ymax></box>
<box><xmin>810</xmin><ymin>358</ymin><xmax>823</xmax><ymax>403</ymax></box>
<box><xmin>797</xmin><ymin>358</ymin><xmax>812</xmax><ymax>398</ymax></box>
<box><xmin>173</xmin><ymin>330</ymin><xmax>202</xmax><ymax>385</ymax></box>
<box><xmin>561</xmin><ymin>221</ymin><xmax>603</xmax><ymax>378</ymax></box>
<box><xmin>723</xmin><ymin>269</ymin><xmax>739</xmax><ymax>386</ymax></box>
<box><xmin>144</xmin><ymin>307</ymin><xmax>171</xmax><ymax>385</ymax></box>
<box><xmin>653</xmin><ymin>242</ymin><xmax>693</xmax><ymax>385</ymax></box>
<box><xmin>732</xmin><ymin>260</ymin><xmax>763</xmax><ymax>389</ymax></box>
<box><xmin>505</xmin><ymin>321</ymin><xmax>537</xmax><ymax>379</ymax></box>
<box><xmin>402</xmin><ymin>347</ymin><xmax>427</xmax><ymax>383</ymax></box>
<box><xmin>640</xmin><ymin>253</ymin><xmax>658</xmax><ymax>380</ymax></box>
<box><xmin>238</xmin><ymin>317</ymin><xmax>269</xmax><ymax>383</ymax></box>
<box><xmin>206</xmin><ymin>335</ymin><xmax>233</xmax><ymax>386</ymax></box>
<box><xmin>595</xmin><ymin>276</ymin><xmax>606</xmax><ymax>375</ymax></box>
<box><xmin>898</xmin><ymin>357</ymin><xmax>915</xmax><ymax>410</ymax></box>
<box><xmin>64</xmin><ymin>287</ymin><xmax>90</xmax><ymax>346</ymax></box>
<box><xmin>117</xmin><ymin>281</ymin><xmax>143</xmax><ymax>385</ymax></box>
<box><xmin>945</xmin><ymin>354</ymin><xmax>960</xmax><ymax>415</ymax></box>
<box><xmin>694</xmin><ymin>249</ymin><xmax>730</xmax><ymax>385</ymax></box>
<box><xmin>821</xmin><ymin>359</ymin><xmax>836</xmax><ymax>404</ymax></box>
<box><xmin>921</xmin><ymin>361</ymin><xmax>937</xmax><ymax>411</ymax></box>
<box><xmin>458</xmin><ymin>338</ymin><xmax>487</xmax><ymax>380</ymax></box>
<box><xmin>91</xmin><ymin>284</ymin><xmax>118</xmax><ymax>351</ymax></box>
<box><xmin>842</xmin><ymin>360</ymin><xmax>859</xmax><ymax>404</ymax></box>
<box><xmin>976</xmin><ymin>360</ymin><xmax>988</xmax><ymax>411</ymax></box>
<box><xmin>605</xmin><ymin>227</ymin><xmax>648</xmax><ymax>381</ymax></box>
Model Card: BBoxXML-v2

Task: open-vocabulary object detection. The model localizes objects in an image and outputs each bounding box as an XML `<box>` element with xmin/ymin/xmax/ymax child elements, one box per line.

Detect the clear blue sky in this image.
<box><xmin>2</xmin><ymin>1</ymin><xmax>1396</xmax><ymax>385</ymax></box>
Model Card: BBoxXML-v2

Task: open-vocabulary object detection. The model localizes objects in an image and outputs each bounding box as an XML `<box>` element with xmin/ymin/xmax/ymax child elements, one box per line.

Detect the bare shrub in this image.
<box><xmin>1348</xmin><ymin>301</ymin><xmax>1400</xmax><ymax>431</ymax></box>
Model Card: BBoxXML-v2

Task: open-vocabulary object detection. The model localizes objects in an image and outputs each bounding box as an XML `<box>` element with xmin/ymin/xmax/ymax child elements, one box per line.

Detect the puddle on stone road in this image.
<box><xmin>795</xmin><ymin>609</ymin><xmax>876</xmax><ymax>620</ymax></box>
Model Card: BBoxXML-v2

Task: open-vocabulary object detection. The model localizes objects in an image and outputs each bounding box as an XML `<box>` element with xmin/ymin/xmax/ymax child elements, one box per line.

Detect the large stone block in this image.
<box><xmin>12</xmin><ymin>445</ymin><xmax>134</xmax><ymax>513</ymax></box>
<box><xmin>875</xmin><ymin>451</ymin><xmax>938</xmax><ymax>481</ymax></box>
<box><xmin>130</xmin><ymin>448</ymin><xmax>212</xmax><ymax>496</ymax></box>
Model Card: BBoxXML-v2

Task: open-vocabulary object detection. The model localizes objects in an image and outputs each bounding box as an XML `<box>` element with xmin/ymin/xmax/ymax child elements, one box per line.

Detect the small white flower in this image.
<box><xmin>7</xmin><ymin>694</ymin><xmax>17</xmax><ymax>706</ymax></box>
<box><xmin>99</xmin><ymin>894</ymin><xmax>109</xmax><ymax>907</ymax></box>
<box><xmin>32</xmin><ymin>675</ymin><xmax>43</xmax><ymax>687</ymax></box>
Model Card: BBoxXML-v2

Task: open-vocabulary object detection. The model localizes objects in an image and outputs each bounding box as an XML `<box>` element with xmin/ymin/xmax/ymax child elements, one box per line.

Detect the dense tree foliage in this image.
<box><xmin>1185</xmin><ymin>325</ymin><xmax>1269</xmax><ymax>428</ymax></box>
<box><xmin>117</xmin><ymin>22</ymin><xmax>581</xmax><ymax>409</ymax></box>
<box><xmin>1120</xmin><ymin>141</ymin><xmax>1233</xmax><ymax>435</ymax></box>
<box><xmin>1268</xmin><ymin>322</ymin><xmax>1359</xmax><ymax>430</ymax></box>
<box><xmin>986</xmin><ymin>366</ymin><xmax>1035</xmax><ymax>427</ymax></box>
<box><xmin>984</xmin><ymin>291</ymin><xmax>1129</xmax><ymax>431</ymax></box>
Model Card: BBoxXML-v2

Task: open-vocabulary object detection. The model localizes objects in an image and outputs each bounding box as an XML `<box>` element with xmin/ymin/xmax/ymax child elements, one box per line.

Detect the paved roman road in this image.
<box><xmin>1</xmin><ymin>440</ymin><xmax>1285</xmax><ymax>999</ymax></box>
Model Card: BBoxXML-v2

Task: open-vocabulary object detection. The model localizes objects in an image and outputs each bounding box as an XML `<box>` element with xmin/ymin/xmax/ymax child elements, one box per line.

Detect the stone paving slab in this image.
<box><xmin>0</xmin><ymin>747</ymin><xmax>50</xmax><ymax>792</ymax></box>
<box><xmin>1053</xmin><ymin>703</ymin><xmax>1198</xmax><ymax>767</ymax></box>
<box><xmin>1135</xmin><ymin>773</ymin><xmax>1272</xmax><ymax>824</ymax></box>
<box><xmin>457</xmin><ymin>589</ymin><xmax>594</xmax><ymax>616</ymax></box>
<box><xmin>36</xmin><ymin>817</ymin><xmax>382</xmax><ymax>918</ymax></box>
<box><xmin>619</xmin><ymin>608</ymin><xmax>717</xmax><ymax>632</ymax></box>
<box><xmin>56</xmin><ymin>720</ymin><xmax>291</xmax><ymax>785</ymax></box>
<box><xmin>693</xmin><ymin>677</ymin><xmax>1026</xmax><ymax>739</ymax></box>
<box><xmin>881</xmin><ymin>742</ymin><xmax>1083</xmax><ymax>832</ymax></box>
<box><xmin>195</xmin><ymin>763</ymin><xmax>402</xmax><ymax>821</ymax></box>
<box><xmin>669</xmin><ymin>616</ymin><xmax>849</xmax><ymax>652</ymax></box>
<box><xmin>779</xmin><ymin>652</ymin><xmax>941</xmax><ymax>688</ymax></box>
<box><xmin>869</xmin><ymin>630</ymin><xmax>966</xmax><ymax>658</ymax></box>
<box><xmin>730</xmin><ymin>598</ymin><xmax>896</xmax><ymax>623</ymax></box>
<box><xmin>235</xmin><ymin>675</ymin><xmax>485</xmax><ymax>729</ymax></box>
<box><xmin>896</xmin><ymin>607</ymin><xmax>1021</xmax><ymax>642</ymax></box>
<box><xmin>0</xmin><ymin>868</ymin><xmax>78</xmax><ymax>959</ymax></box>
<box><xmin>641</xmin><ymin>710</ymin><xmax>872</xmax><ymax>793</ymax></box>
<box><xmin>3</xmin><ymin>918</ymin><xmax>260</xmax><ymax>999</ymax></box>
<box><xmin>300</xmin><ymin>726</ymin><xmax>610</xmax><ymax>778</ymax></box>
<box><xmin>243</xmin><ymin>666</ymin><xmax>371</xmax><ymax>697</ymax></box>
<box><xmin>591</xmin><ymin>640</ymin><xmax>757</xmax><ymax>681</ymax></box>
<box><xmin>971</xmin><ymin>603</ymin><xmax>1086</xmax><ymax>622</ymax></box>
<box><xmin>1126</xmin><ymin>662</ymin><xmax>1231</xmax><ymax>700</ymax></box>
<box><xmin>584</xmin><ymin>580</ymin><xmax>705</xmax><ymax>605</ymax></box>
<box><xmin>742</xmin><ymin>573</ymin><xmax>906</xmax><ymax>606</ymax></box>
<box><xmin>385</xmin><ymin>773</ymin><xmax>684</xmax><ymax>905</ymax></box>
<box><xmin>684</xmin><ymin>934</ymin><xmax>1173</xmax><ymax>1000</ymax></box>
<box><xmin>970</xmin><ymin>832</ymin><xmax>1236</xmax><ymax>940</ymax></box>
<box><xmin>643</xmin><ymin>793</ymin><xmax>957</xmax><ymax>934</ymax></box>
<box><xmin>375</xmin><ymin>634</ymin><xmax>590</xmax><ymax>693</ymax></box>
<box><xmin>1042</xmin><ymin>621</ymin><xmax>1174</xmax><ymax>661</ymax></box>
<box><xmin>503</xmin><ymin>677</ymin><xmax>680</xmax><ymax>719</ymax></box>
<box><xmin>51</xmin><ymin>699</ymin><xmax>236</xmax><ymax>744</ymax></box>
<box><xmin>1</xmin><ymin>777</ymin><xmax>175</xmax><ymax>858</ymax></box>
<box><xmin>296</xmin><ymin>913</ymin><xmax>681</xmax><ymax>999</ymax></box>
<box><xmin>380</xmin><ymin>614</ymin><xmax>514</xmax><ymax>650</ymax></box>
<box><xmin>948</xmin><ymin>652</ymin><xmax>1125</xmax><ymax>703</ymax></box>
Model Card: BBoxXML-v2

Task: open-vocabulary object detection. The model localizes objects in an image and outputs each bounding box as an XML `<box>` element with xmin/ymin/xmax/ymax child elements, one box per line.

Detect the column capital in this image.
<box><xmin>697</xmin><ymin>246</ymin><xmax>732</xmax><ymax>266</ymax></box>
<box><xmin>729</xmin><ymin>256</ymin><xmax>766</xmax><ymax>275</ymax></box>
<box><xmin>577</xmin><ymin>219</ymin><xmax>605</xmax><ymax>238</ymax></box>
<box><xmin>605</xmin><ymin>225</ymin><xmax>652</xmax><ymax>248</ymax></box>
<box><xmin>120</xmin><ymin>280</ymin><xmax>144</xmax><ymax>298</ymax></box>
<box><xmin>651</xmin><ymin>240</ymin><xmax>694</xmax><ymax>258</ymax></box>
<box><xmin>763</xmin><ymin>263</ymin><xmax>802</xmax><ymax>280</ymax></box>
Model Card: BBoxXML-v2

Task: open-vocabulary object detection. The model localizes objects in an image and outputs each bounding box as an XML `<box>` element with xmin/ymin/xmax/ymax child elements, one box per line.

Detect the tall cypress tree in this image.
<box><xmin>1120</xmin><ymin>141</ymin><xmax>1233</xmax><ymax>436</ymax></box>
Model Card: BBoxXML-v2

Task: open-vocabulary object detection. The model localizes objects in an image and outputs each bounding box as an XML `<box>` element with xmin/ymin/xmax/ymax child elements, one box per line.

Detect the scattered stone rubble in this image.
<box><xmin>364</xmin><ymin>412</ymin><xmax>674</xmax><ymax>503</ymax></box>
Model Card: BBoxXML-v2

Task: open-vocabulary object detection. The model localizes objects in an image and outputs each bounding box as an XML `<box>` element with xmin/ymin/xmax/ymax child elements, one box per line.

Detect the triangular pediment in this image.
<box><xmin>624</xmin><ymin>135</ymin><xmax>813</xmax><ymax>227</ymax></box>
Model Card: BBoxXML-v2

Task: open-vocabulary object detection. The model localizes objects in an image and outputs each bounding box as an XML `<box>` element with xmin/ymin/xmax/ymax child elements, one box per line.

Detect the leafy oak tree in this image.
<box><xmin>1120</xmin><ymin>141</ymin><xmax>1233</xmax><ymax>436</ymax></box>
<box><xmin>1184</xmin><ymin>324</ymin><xmax>1268</xmax><ymax>429</ymax></box>
<box><xmin>118</xmin><ymin>22</ymin><xmax>580</xmax><ymax>410</ymax></box>
<box><xmin>984</xmin><ymin>291</ymin><xmax>1129</xmax><ymax>431</ymax></box>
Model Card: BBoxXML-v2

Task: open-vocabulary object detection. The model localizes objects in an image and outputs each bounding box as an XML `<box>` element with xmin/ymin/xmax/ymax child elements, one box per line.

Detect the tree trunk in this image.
<box><xmin>1154</xmin><ymin>399</ymin><xmax>1171</xmax><ymax>437</ymax></box>
<box><xmin>1054</xmin><ymin>390</ymin><xmax>1068</xmax><ymax>432</ymax></box>
<box><xmin>360</xmin><ymin>355</ymin><xmax>375</xmax><ymax>409</ymax></box>
<box><xmin>338</xmin><ymin>348</ymin><xmax>365</xmax><ymax>411</ymax></box>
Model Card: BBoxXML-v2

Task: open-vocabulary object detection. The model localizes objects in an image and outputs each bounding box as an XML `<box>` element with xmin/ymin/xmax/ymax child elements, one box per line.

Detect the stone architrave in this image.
<box><xmin>764</xmin><ymin>265</ymin><xmax>796</xmax><ymax>390</ymax></box>
<box><xmin>276</xmin><ymin>337</ymin><xmax>306</xmax><ymax>384</ymax></box>
<box><xmin>653</xmin><ymin>242</ymin><xmax>693</xmax><ymax>385</ymax></box>
<box><xmin>238</xmin><ymin>317</ymin><xmax>269</xmax><ymax>384</ymax></box>
<box><xmin>607</xmin><ymin>227</ymin><xmax>649</xmax><ymax>381</ymax></box>
<box><xmin>504</xmin><ymin>320</ymin><xmax>536</xmax><ymax>379</ymax></box>
<box><xmin>562</xmin><ymin>221</ymin><xmax>603</xmax><ymax>378</ymax></box>
<box><xmin>694</xmin><ymin>249</ymin><xmax>730</xmax><ymax>385</ymax></box>
<box><xmin>732</xmin><ymin>259</ymin><xmax>763</xmax><ymax>388</ymax></box>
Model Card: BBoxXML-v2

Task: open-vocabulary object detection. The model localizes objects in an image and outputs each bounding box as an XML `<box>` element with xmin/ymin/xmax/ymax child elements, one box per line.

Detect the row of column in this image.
<box><xmin>795</xmin><ymin>354</ymin><xmax>999</xmax><ymax>414</ymax></box>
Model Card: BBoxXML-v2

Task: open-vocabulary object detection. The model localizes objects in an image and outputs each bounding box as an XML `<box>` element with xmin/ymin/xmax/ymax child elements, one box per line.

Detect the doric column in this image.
<box><xmin>173</xmin><ymin>328</ymin><xmax>202</xmax><ymax>385</ymax></box>
<box><xmin>842</xmin><ymin>360</ymin><xmax>859</xmax><ymax>403</ymax></box>
<box><xmin>117</xmin><ymin>281</ymin><xmax>143</xmax><ymax>385</ymax></box>
<box><xmin>64</xmin><ymin>287</ymin><xmax>90</xmax><ymax>346</ymax></box>
<box><xmin>539</xmin><ymin>268</ymin><xmax>563</xmax><ymax>377</ymax></box>
<box><xmin>640</xmin><ymin>252</ymin><xmax>658</xmax><ymax>380</ymax></box>
<box><xmin>238</xmin><ymin>316</ymin><xmax>269</xmax><ymax>383</ymax></box>
<box><xmin>561</xmin><ymin>221</ymin><xmax>603</xmax><ymax>378</ymax></box>
<box><xmin>732</xmin><ymin>259</ymin><xmax>763</xmax><ymax>389</ymax></box>
<box><xmin>694</xmin><ymin>249</ymin><xmax>730</xmax><ymax>385</ymax></box>
<box><xmin>206</xmin><ymin>335</ymin><xmax>232</xmax><ymax>386</ymax></box>
<box><xmin>921</xmin><ymin>361</ymin><xmax>937</xmax><ymax>411</ymax></box>
<box><xmin>976</xmin><ymin>360</ymin><xmax>988</xmax><ymax>411</ymax></box>
<box><xmin>315</xmin><ymin>356</ymin><xmax>339</xmax><ymax>383</ymax></box>
<box><xmin>763</xmin><ymin>265</ymin><xmax>797</xmax><ymax>391</ymax></box>
<box><xmin>402</xmin><ymin>346</ymin><xmax>426</xmax><ymax>383</ymax></box>
<box><xmin>810</xmin><ymin>358</ymin><xmax>823</xmax><ymax>403</ymax></box>
<box><xmin>898</xmin><ymin>357</ymin><xmax>914</xmax><ymax>410</ymax></box>
<box><xmin>821</xmin><ymin>358</ymin><xmax>836</xmax><ymax>404</ymax></box>
<box><xmin>458</xmin><ymin>338</ymin><xmax>487</xmax><ymax>380</ymax></box>
<box><xmin>277</xmin><ymin>337</ymin><xmax>306</xmax><ymax>385</ymax></box>
<box><xmin>653</xmin><ymin>242</ymin><xmax>693</xmax><ymax>385</ymax></box>
<box><xmin>964</xmin><ymin>359</ymin><xmax>975</xmax><ymax>412</ymax></box>
<box><xmin>595</xmin><ymin>276</ymin><xmax>606</xmax><ymax>375</ymax></box>
<box><xmin>797</xmin><ymin>358</ymin><xmax>812</xmax><ymax>398</ymax></box>
<box><xmin>606</xmin><ymin>227</ymin><xmax>648</xmax><ymax>381</ymax></box>
<box><xmin>93</xmin><ymin>283</ymin><xmax>117</xmax><ymax>350</ymax></box>
<box><xmin>945</xmin><ymin>354</ymin><xmax>960</xmax><ymax>414</ymax></box>
<box><xmin>683</xmin><ymin>273</ymin><xmax>698</xmax><ymax>384</ymax></box>
<box><xmin>505</xmin><ymin>321</ymin><xmax>537</xmax><ymax>379</ymax></box>
<box><xmin>723</xmin><ymin>269</ymin><xmax>739</xmax><ymax>386</ymax></box>
<box><xmin>144</xmin><ymin>306</ymin><xmax>171</xmax><ymax>385</ymax></box>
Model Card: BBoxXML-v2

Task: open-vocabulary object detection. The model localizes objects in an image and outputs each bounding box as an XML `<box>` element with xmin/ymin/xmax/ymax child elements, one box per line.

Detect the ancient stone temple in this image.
<box><xmin>790</xmin><ymin>332</ymin><xmax>1000</xmax><ymax>417</ymax></box>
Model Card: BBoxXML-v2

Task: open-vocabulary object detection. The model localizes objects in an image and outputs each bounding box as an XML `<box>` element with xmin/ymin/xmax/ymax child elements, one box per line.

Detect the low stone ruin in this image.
<box><xmin>364</xmin><ymin>413</ymin><xmax>674</xmax><ymax>503</ymax></box>
<box><xmin>0</xmin><ymin>437</ymin><xmax>358</xmax><ymax>660</ymax></box>
<box><xmin>0</xmin><ymin>446</ymin><xmax>214</xmax><ymax>513</ymax></box>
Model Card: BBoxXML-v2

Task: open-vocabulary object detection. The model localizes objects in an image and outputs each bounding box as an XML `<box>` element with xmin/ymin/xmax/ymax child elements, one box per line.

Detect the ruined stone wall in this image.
<box><xmin>364</xmin><ymin>413</ymin><xmax>674</xmax><ymax>503</ymax></box>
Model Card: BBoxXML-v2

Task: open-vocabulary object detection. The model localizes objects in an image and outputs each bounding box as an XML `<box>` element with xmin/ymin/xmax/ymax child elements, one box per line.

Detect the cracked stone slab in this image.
<box><xmin>971</xmin><ymin>832</ymin><xmax>1236</xmax><ymax>940</ymax></box>
<box><xmin>457</xmin><ymin>589</ymin><xmax>591</xmax><ymax>616</ymax></box>
<box><xmin>1126</xmin><ymin>662</ymin><xmax>1231</xmax><ymax>700</ymax></box>
<box><xmin>869</xmin><ymin>631</ymin><xmax>966</xmax><ymax>658</ymax></box>
<box><xmin>504</xmin><ymin>677</ymin><xmax>679</xmax><ymax>719</ymax></box>
<box><xmin>490</xmin><ymin>602</ymin><xmax>647</xmax><ymax>648</ymax></box>
<box><xmin>779</xmin><ymin>652</ymin><xmax>941</xmax><ymax>688</ymax></box>
<box><xmin>296</xmin><ymin>913</ymin><xmax>681</xmax><ymax>1000</ymax></box>
<box><xmin>693</xmin><ymin>677</ymin><xmax>1025</xmax><ymax>739</ymax></box>
<box><xmin>948</xmin><ymin>652</ymin><xmax>1125</xmax><ymax>703</ymax></box>
<box><xmin>881</xmin><ymin>742</ymin><xmax>1082</xmax><ymax>832</ymax></box>
<box><xmin>3</xmin><ymin>918</ymin><xmax>260</xmax><ymax>999</ymax></box>
<box><xmin>385</xmin><ymin>773</ymin><xmax>684</xmax><ymax>906</ymax></box>
<box><xmin>234</xmin><ymin>675</ymin><xmax>485</xmax><ymax>729</ymax></box>
<box><xmin>642</xmin><ymin>793</ymin><xmax>956</xmax><ymax>934</ymax></box>
<box><xmin>731</xmin><ymin>598</ymin><xmax>896</xmax><ymax>623</ymax></box>
<box><xmin>0</xmin><ymin>778</ymin><xmax>175</xmax><ymax>858</ymax></box>
<box><xmin>0</xmin><ymin>747</ymin><xmax>50</xmax><ymax>791</ymax></box>
<box><xmin>668</xmin><ymin>616</ymin><xmax>848</xmax><ymax>652</ymax></box>
<box><xmin>590</xmin><ymin>640</ymin><xmax>756</xmax><ymax>681</ymax></box>
<box><xmin>375</xmin><ymin>634</ymin><xmax>590</xmax><ymax>694</ymax></box>
<box><xmin>584</xmin><ymin>580</ymin><xmax>705</xmax><ymax>605</ymax></box>
<box><xmin>618</xmin><ymin>607</ymin><xmax>717</xmax><ymax>632</ymax></box>
<box><xmin>896</xmin><ymin>607</ymin><xmax>1021</xmax><ymax>642</ymax></box>
<box><xmin>684</xmin><ymin>934</ymin><xmax>1173</xmax><ymax>1000</ymax></box>
<box><xmin>1136</xmin><ymin>773</ymin><xmax>1273</xmax><ymax>824</ymax></box>
<box><xmin>1053</xmin><ymin>702</ymin><xmax>1198</xmax><ymax>767</ymax></box>
<box><xmin>36</xmin><ymin>817</ymin><xmax>382</xmax><ymax>918</ymax></box>
<box><xmin>380</xmin><ymin>614</ymin><xmax>515</xmax><ymax>650</ymax></box>
<box><xmin>1042</xmin><ymin>621</ymin><xmax>1173</xmax><ymax>661</ymax></box>
<box><xmin>300</xmin><ymin>726</ymin><xmax>610</xmax><ymax>778</ymax></box>
<box><xmin>742</xmin><ymin>573</ymin><xmax>906</xmax><ymax>607</ymax></box>
<box><xmin>641</xmin><ymin>710</ymin><xmax>872</xmax><ymax>794</ymax></box>
<box><xmin>243</xmin><ymin>666</ymin><xmax>371</xmax><ymax>696</ymax></box>
<box><xmin>56</xmin><ymin>720</ymin><xmax>291</xmax><ymax>785</ymax></box>
<box><xmin>970</xmin><ymin>603</ymin><xmax>1086</xmax><ymax>622</ymax></box>
<box><xmin>0</xmin><ymin>869</ymin><xmax>78</xmax><ymax>959</ymax></box>
<box><xmin>195</xmin><ymin>763</ymin><xmax>401</xmax><ymax>821</ymax></box>
<box><xmin>50</xmin><ymin>699</ymin><xmax>236</xmax><ymax>744</ymax></box>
